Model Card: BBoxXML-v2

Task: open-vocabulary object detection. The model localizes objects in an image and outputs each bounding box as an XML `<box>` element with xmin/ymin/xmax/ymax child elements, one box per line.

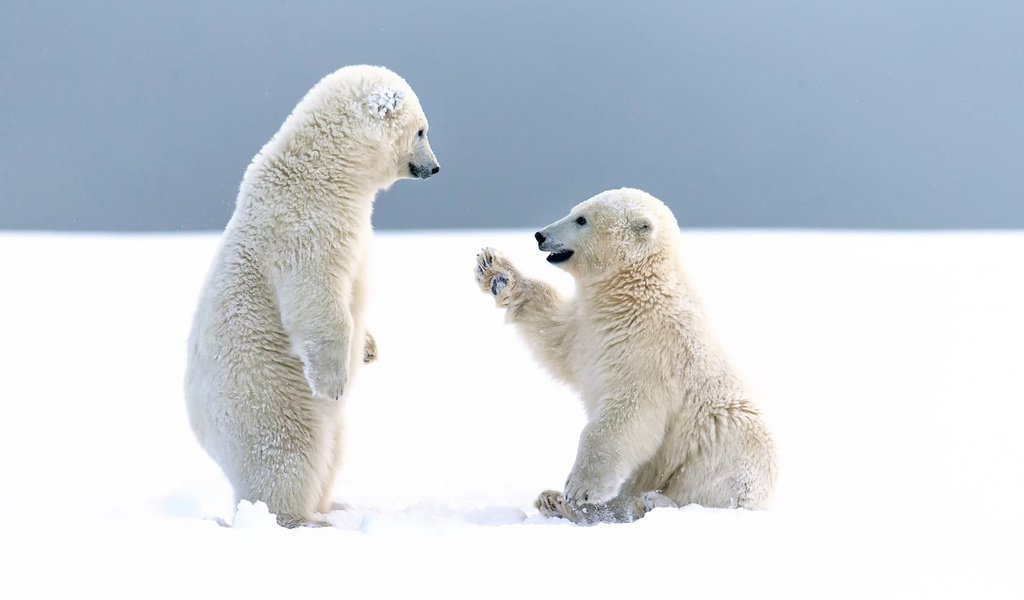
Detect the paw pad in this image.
<box><xmin>490</xmin><ymin>276</ymin><xmax>508</xmax><ymax>297</ymax></box>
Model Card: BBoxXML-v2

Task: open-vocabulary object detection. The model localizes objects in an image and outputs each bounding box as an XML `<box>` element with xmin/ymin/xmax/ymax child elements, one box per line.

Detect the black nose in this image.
<box><xmin>431</xmin><ymin>165</ymin><xmax>440</xmax><ymax>174</ymax></box>
<box><xmin>535</xmin><ymin>232</ymin><xmax>545</xmax><ymax>244</ymax></box>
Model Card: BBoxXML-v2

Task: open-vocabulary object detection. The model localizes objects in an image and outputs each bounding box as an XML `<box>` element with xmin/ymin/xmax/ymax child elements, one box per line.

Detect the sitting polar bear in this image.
<box><xmin>185</xmin><ymin>65</ymin><xmax>439</xmax><ymax>527</ymax></box>
<box><xmin>475</xmin><ymin>188</ymin><xmax>777</xmax><ymax>524</ymax></box>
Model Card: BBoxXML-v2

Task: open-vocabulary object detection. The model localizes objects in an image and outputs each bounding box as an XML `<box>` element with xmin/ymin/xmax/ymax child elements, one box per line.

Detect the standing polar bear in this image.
<box><xmin>185</xmin><ymin>65</ymin><xmax>439</xmax><ymax>527</ymax></box>
<box><xmin>475</xmin><ymin>188</ymin><xmax>776</xmax><ymax>524</ymax></box>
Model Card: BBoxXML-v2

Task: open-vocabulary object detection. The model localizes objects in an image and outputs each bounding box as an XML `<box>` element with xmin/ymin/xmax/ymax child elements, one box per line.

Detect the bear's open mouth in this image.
<box><xmin>546</xmin><ymin>250</ymin><xmax>575</xmax><ymax>264</ymax></box>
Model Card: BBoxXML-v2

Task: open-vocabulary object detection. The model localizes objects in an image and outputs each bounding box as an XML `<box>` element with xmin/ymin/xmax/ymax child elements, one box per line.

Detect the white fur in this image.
<box><xmin>185</xmin><ymin>65</ymin><xmax>438</xmax><ymax>527</ymax></box>
<box><xmin>476</xmin><ymin>188</ymin><xmax>776</xmax><ymax>524</ymax></box>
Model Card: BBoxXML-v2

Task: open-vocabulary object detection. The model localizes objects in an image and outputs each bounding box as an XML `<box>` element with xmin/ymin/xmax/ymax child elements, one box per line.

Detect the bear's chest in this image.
<box><xmin>573</xmin><ymin>317</ymin><xmax>643</xmax><ymax>383</ymax></box>
<box><xmin>571</xmin><ymin>309</ymin><xmax>681</xmax><ymax>415</ymax></box>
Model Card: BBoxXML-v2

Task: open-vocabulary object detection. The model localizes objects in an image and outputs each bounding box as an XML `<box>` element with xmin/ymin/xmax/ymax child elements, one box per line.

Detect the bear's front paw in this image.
<box><xmin>306</xmin><ymin>364</ymin><xmax>348</xmax><ymax>401</ymax></box>
<box><xmin>475</xmin><ymin>247</ymin><xmax>516</xmax><ymax>306</ymax></box>
<box><xmin>534</xmin><ymin>490</ymin><xmax>570</xmax><ymax>520</ymax></box>
<box><xmin>564</xmin><ymin>467</ymin><xmax>621</xmax><ymax>506</ymax></box>
<box><xmin>303</xmin><ymin>340</ymin><xmax>349</xmax><ymax>401</ymax></box>
<box><xmin>362</xmin><ymin>331</ymin><xmax>377</xmax><ymax>364</ymax></box>
<box><xmin>489</xmin><ymin>275</ymin><xmax>508</xmax><ymax>298</ymax></box>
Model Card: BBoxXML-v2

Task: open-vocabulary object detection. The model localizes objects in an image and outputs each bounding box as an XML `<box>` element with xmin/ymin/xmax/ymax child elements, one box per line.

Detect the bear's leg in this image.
<box><xmin>233</xmin><ymin>467</ymin><xmax>330</xmax><ymax>529</ymax></box>
<box><xmin>232</xmin><ymin>453</ymin><xmax>331</xmax><ymax>528</ymax></box>
<box><xmin>316</xmin><ymin>416</ymin><xmax>346</xmax><ymax>514</ymax></box>
<box><xmin>660</xmin><ymin>429</ymin><xmax>775</xmax><ymax>510</ymax></box>
<box><xmin>227</xmin><ymin>405</ymin><xmax>337</xmax><ymax>528</ymax></box>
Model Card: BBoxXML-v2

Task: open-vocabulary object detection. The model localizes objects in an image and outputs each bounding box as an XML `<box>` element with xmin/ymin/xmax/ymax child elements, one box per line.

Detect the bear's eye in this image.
<box><xmin>417</xmin><ymin>129</ymin><xmax>424</xmax><ymax>138</ymax></box>
<box><xmin>575</xmin><ymin>216</ymin><xmax>587</xmax><ymax>226</ymax></box>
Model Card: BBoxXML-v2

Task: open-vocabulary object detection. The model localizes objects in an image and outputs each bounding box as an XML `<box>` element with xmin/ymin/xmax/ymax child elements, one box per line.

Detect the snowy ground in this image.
<box><xmin>1</xmin><ymin>230</ymin><xmax>1021</xmax><ymax>598</ymax></box>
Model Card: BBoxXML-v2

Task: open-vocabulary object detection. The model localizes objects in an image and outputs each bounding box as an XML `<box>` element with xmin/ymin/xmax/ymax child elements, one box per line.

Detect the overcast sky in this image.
<box><xmin>2</xmin><ymin>0</ymin><xmax>1022</xmax><ymax>231</ymax></box>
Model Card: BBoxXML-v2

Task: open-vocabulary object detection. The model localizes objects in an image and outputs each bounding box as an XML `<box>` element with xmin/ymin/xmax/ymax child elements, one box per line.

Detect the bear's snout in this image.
<box><xmin>409</xmin><ymin>162</ymin><xmax>439</xmax><ymax>179</ymax></box>
<box><xmin>535</xmin><ymin>232</ymin><xmax>546</xmax><ymax>245</ymax></box>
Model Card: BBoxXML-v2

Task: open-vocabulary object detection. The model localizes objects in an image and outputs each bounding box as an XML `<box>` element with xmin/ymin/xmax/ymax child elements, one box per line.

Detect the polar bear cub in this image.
<box><xmin>185</xmin><ymin>65</ymin><xmax>439</xmax><ymax>527</ymax></box>
<box><xmin>475</xmin><ymin>188</ymin><xmax>776</xmax><ymax>524</ymax></box>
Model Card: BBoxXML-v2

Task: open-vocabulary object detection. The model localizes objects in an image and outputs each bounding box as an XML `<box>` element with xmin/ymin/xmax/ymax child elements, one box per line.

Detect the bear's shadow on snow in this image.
<box><xmin>160</xmin><ymin>490</ymin><xmax>537</xmax><ymax>531</ymax></box>
<box><xmin>322</xmin><ymin>501</ymin><xmax>530</xmax><ymax>532</ymax></box>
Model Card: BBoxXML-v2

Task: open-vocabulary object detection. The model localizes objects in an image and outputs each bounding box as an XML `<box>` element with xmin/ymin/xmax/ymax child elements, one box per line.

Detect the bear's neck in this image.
<box><xmin>252</xmin><ymin>122</ymin><xmax>386</xmax><ymax>203</ymax></box>
<box><xmin>585</xmin><ymin>250</ymin><xmax>671</xmax><ymax>294</ymax></box>
<box><xmin>579</xmin><ymin>252</ymin><xmax>686</xmax><ymax>310</ymax></box>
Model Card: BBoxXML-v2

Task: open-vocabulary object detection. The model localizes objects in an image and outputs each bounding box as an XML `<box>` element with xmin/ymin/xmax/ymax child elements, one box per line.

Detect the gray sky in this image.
<box><xmin>2</xmin><ymin>0</ymin><xmax>1022</xmax><ymax>231</ymax></box>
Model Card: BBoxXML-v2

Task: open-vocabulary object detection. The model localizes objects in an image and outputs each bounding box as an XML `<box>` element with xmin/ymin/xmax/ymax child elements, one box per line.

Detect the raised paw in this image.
<box><xmin>362</xmin><ymin>331</ymin><xmax>377</xmax><ymax>364</ymax></box>
<box><xmin>490</xmin><ymin>275</ymin><xmax>508</xmax><ymax>297</ymax></box>
<box><xmin>474</xmin><ymin>247</ymin><xmax>516</xmax><ymax>305</ymax></box>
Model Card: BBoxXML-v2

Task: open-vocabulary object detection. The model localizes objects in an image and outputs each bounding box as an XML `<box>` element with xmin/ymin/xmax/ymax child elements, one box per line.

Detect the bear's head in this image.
<box><xmin>359</xmin><ymin>68</ymin><xmax>440</xmax><ymax>185</ymax></box>
<box><xmin>282</xmin><ymin>65</ymin><xmax>440</xmax><ymax>189</ymax></box>
<box><xmin>534</xmin><ymin>188</ymin><xmax>680</xmax><ymax>278</ymax></box>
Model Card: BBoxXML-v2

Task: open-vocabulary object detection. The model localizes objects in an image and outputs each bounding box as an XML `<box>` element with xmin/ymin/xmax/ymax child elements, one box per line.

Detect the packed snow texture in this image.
<box><xmin>1</xmin><ymin>230</ymin><xmax>1021</xmax><ymax>598</ymax></box>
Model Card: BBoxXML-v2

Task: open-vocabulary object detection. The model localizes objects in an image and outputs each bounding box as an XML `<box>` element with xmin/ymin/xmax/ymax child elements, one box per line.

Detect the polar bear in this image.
<box><xmin>185</xmin><ymin>65</ymin><xmax>439</xmax><ymax>527</ymax></box>
<box><xmin>475</xmin><ymin>188</ymin><xmax>776</xmax><ymax>524</ymax></box>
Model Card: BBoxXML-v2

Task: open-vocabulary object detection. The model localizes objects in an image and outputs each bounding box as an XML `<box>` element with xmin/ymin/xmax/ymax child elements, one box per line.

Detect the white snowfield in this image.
<box><xmin>0</xmin><ymin>230</ymin><xmax>1021</xmax><ymax>599</ymax></box>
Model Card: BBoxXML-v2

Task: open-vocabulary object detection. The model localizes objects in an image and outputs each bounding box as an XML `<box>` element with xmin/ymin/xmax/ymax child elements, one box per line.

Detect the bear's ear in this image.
<box><xmin>367</xmin><ymin>89</ymin><xmax>405</xmax><ymax>119</ymax></box>
<box><xmin>630</xmin><ymin>217</ymin><xmax>654</xmax><ymax>237</ymax></box>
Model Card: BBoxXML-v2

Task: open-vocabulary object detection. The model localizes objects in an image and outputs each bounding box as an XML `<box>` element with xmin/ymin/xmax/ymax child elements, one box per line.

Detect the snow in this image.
<box><xmin>1</xmin><ymin>230</ymin><xmax>1022</xmax><ymax>598</ymax></box>
<box><xmin>368</xmin><ymin>88</ymin><xmax>405</xmax><ymax>118</ymax></box>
